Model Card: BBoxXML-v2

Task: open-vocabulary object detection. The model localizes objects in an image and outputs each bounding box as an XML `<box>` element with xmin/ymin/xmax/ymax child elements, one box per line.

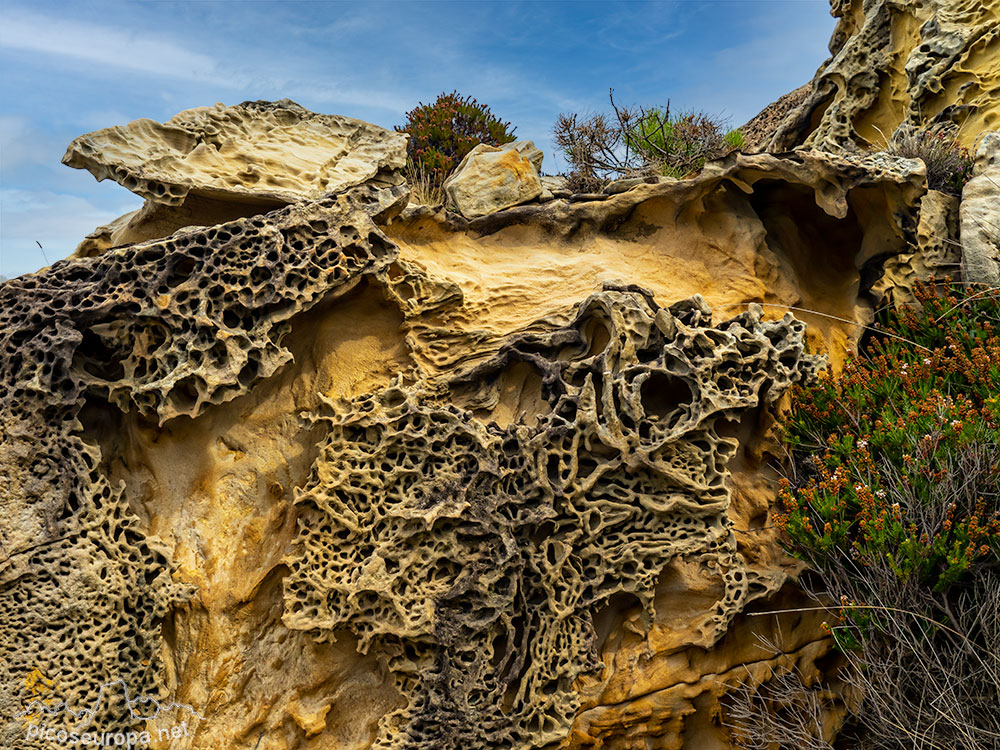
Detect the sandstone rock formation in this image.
<box><xmin>960</xmin><ymin>131</ymin><xmax>1000</xmax><ymax>284</ymax></box>
<box><xmin>765</xmin><ymin>0</ymin><xmax>1000</xmax><ymax>152</ymax></box>
<box><xmin>1</xmin><ymin>92</ymin><xmax>933</xmax><ymax>749</ymax></box>
<box><xmin>442</xmin><ymin>143</ymin><xmax>543</xmax><ymax>218</ymax></box>
<box><xmin>66</xmin><ymin>99</ymin><xmax>407</xmax><ymax>255</ymax></box>
<box><xmin>739</xmin><ymin>84</ymin><xmax>811</xmax><ymax>153</ymax></box>
<box><xmin>874</xmin><ymin>188</ymin><xmax>961</xmax><ymax>306</ymax></box>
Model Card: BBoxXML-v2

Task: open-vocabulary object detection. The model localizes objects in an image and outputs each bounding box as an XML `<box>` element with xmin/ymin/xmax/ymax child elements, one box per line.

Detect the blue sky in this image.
<box><xmin>0</xmin><ymin>0</ymin><xmax>835</xmax><ymax>279</ymax></box>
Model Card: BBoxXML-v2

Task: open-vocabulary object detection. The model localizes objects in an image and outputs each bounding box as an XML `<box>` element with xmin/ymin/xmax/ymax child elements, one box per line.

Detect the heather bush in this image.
<box><xmin>767</xmin><ymin>280</ymin><xmax>1000</xmax><ymax>748</ymax></box>
<box><xmin>397</xmin><ymin>91</ymin><xmax>516</xmax><ymax>199</ymax></box>
<box><xmin>553</xmin><ymin>91</ymin><xmax>743</xmax><ymax>188</ymax></box>
<box><xmin>882</xmin><ymin>127</ymin><xmax>975</xmax><ymax>196</ymax></box>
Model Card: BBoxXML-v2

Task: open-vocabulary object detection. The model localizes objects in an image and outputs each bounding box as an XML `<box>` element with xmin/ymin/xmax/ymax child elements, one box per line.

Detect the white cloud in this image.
<box><xmin>0</xmin><ymin>10</ymin><xmax>228</xmax><ymax>84</ymax></box>
<box><xmin>298</xmin><ymin>86</ymin><xmax>416</xmax><ymax>117</ymax></box>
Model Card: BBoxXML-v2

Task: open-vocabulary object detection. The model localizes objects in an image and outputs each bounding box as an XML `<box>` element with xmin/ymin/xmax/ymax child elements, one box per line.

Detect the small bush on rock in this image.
<box><xmin>770</xmin><ymin>280</ymin><xmax>1000</xmax><ymax>749</ymax></box>
<box><xmin>397</xmin><ymin>91</ymin><xmax>516</xmax><ymax>200</ymax></box>
<box><xmin>554</xmin><ymin>90</ymin><xmax>743</xmax><ymax>188</ymax></box>
<box><xmin>883</xmin><ymin>127</ymin><xmax>975</xmax><ymax>196</ymax></box>
<box><xmin>626</xmin><ymin>105</ymin><xmax>744</xmax><ymax>178</ymax></box>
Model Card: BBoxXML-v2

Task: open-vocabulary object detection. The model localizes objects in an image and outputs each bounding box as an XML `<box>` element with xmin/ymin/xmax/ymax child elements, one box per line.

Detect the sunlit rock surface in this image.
<box><xmin>442</xmin><ymin>143</ymin><xmax>543</xmax><ymax>218</ymax></box>
<box><xmin>0</xmin><ymin>86</ymin><xmax>936</xmax><ymax>750</ymax></box>
<box><xmin>768</xmin><ymin>0</ymin><xmax>1000</xmax><ymax>152</ymax></box>
<box><xmin>66</xmin><ymin>99</ymin><xmax>407</xmax><ymax>256</ymax></box>
<box><xmin>960</xmin><ymin>131</ymin><xmax>1000</xmax><ymax>284</ymax></box>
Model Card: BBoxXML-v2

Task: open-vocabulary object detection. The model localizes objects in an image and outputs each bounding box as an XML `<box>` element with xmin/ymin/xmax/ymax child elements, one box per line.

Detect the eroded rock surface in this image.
<box><xmin>392</xmin><ymin>148</ymin><xmax>925</xmax><ymax>373</ymax></box>
<box><xmin>960</xmin><ymin>131</ymin><xmax>1000</xmax><ymax>284</ymax></box>
<box><xmin>2</xmin><ymin>102</ymin><xmax>935</xmax><ymax>750</ymax></box>
<box><xmin>740</xmin><ymin>83</ymin><xmax>811</xmax><ymax>153</ymax></box>
<box><xmin>284</xmin><ymin>290</ymin><xmax>820</xmax><ymax>749</ymax></box>
<box><xmin>65</xmin><ymin>100</ymin><xmax>407</xmax><ymax>255</ymax></box>
<box><xmin>875</xmin><ymin>188</ymin><xmax>961</xmax><ymax>305</ymax></box>
<box><xmin>0</xmin><ymin>184</ymin><xmax>409</xmax><ymax>748</ymax></box>
<box><xmin>768</xmin><ymin>0</ymin><xmax>1000</xmax><ymax>152</ymax></box>
<box><xmin>64</xmin><ymin>99</ymin><xmax>407</xmax><ymax>206</ymax></box>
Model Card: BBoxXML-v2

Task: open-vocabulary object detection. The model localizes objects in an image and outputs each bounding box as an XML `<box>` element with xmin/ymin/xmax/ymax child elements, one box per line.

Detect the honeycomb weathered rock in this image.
<box><xmin>65</xmin><ymin>100</ymin><xmax>408</xmax><ymax>255</ymax></box>
<box><xmin>0</xmin><ymin>184</ymin><xmax>408</xmax><ymax>747</ymax></box>
<box><xmin>1</xmin><ymin>106</ymin><xmax>936</xmax><ymax>749</ymax></box>
<box><xmin>768</xmin><ymin>0</ymin><xmax>1000</xmax><ymax>152</ymax></box>
<box><xmin>283</xmin><ymin>288</ymin><xmax>821</xmax><ymax>749</ymax></box>
<box><xmin>873</xmin><ymin>188</ymin><xmax>961</xmax><ymax>306</ymax></box>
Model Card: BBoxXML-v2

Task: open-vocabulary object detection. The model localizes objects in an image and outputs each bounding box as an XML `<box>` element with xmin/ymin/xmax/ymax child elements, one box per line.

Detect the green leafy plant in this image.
<box><xmin>396</xmin><ymin>91</ymin><xmax>516</xmax><ymax>199</ymax></box>
<box><xmin>777</xmin><ymin>283</ymin><xmax>1000</xmax><ymax>591</ymax></box>
<box><xmin>772</xmin><ymin>280</ymin><xmax>1000</xmax><ymax>748</ymax></box>
<box><xmin>553</xmin><ymin>91</ymin><xmax>743</xmax><ymax>189</ymax></box>
<box><xmin>626</xmin><ymin>105</ymin><xmax>744</xmax><ymax>178</ymax></box>
<box><xmin>724</xmin><ymin>129</ymin><xmax>746</xmax><ymax>150</ymax></box>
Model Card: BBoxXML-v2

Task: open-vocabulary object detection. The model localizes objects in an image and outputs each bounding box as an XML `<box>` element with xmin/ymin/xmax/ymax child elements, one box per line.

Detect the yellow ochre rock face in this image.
<box><xmin>0</xmin><ymin>86</ymin><xmax>934</xmax><ymax>750</ymax></box>
<box><xmin>768</xmin><ymin>0</ymin><xmax>1000</xmax><ymax>151</ymax></box>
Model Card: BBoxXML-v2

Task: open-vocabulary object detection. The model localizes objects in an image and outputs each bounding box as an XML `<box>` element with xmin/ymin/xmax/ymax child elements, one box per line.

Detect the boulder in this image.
<box><xmin>63</xmin><ymin>99</ymin><xmax>407</xmax><ymax>206</ymax></box>
<box><xmin>538</xmin><ymin>174</ymin><xmax>571</xmax><ymax>201</ymax></box>
<box><xmin>540</xmin><ymin>174</ymin><xmax>570</xmax><ymax>193</ymax></box>
<box><xmin>443</xmin><ymin>143</ymin><xmax>543</xmax><ymax>218</ymax></box>
<box><xmin>960</xmin><ymin>131</ymin><xmax>1000</xmax><ymax>285</ymax></box>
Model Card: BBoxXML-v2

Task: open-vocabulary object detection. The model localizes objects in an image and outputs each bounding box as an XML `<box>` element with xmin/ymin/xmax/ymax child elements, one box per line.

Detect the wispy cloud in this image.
<box><xmin>0</xmin><ymin>0</ymin><xmax>836</xmax><ymax>279</ymax></box>
<box><xmin>0</xmin><ymin>10</ymin><xmax>227</xmax><ymax>84</ymax></box>
<box><xmin>0</xmin><ymin>115</ymin><xmax>59</xmax><ymax>172</ymax></box>
<box><xmin>293</xmin><ymin>86</ymin><xmax>416</xmax><ymax>117</ymax></box>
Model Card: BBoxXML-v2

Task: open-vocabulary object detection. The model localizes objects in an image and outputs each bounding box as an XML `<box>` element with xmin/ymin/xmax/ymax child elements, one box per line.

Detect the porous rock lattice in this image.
<box><xmin>283</xmin><ymin>286</ymin><xmax>823</xmax><ymax>749</ymax></box>
<box><xmin>1</xmin><ymin>163</ymin><xmax>827</xmax><ymax>747</ymax></box>
<box><xmin>0</xmin><ymin>184</ymin><xmax>407</xmax><ymax>746</ymax></box>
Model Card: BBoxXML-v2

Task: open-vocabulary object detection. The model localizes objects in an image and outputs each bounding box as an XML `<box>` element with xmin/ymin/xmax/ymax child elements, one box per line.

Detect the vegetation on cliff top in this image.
<box><xmin>881</xmin><ymin>127</ymin><xmax>975</xmax><ymax>196</ymax></box>
<box><xmin>396</xmin><ymin>91</ymin><xmax>517</xmax><ymax>204</ymax></box>
<box><xmin>553</xmin><ymin>90</ymin><xmax>744</xmax><ymax>191</ymax></box>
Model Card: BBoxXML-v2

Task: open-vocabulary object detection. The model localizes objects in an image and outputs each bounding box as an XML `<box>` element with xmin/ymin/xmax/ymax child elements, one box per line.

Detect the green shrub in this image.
<box><xmin>724</xmin><ymin>129</ymin><xmax>746</xmax><ymax>150</ymax></box>
<box><xmin>626</xmin><ymin>106</ymin><xmax>744</xmax><ymax>178</ymax></box>
<box><xmin>396</xmin><ymin>91</ymin><xmax>516</xmax><ymax>192</ymax></box>
<box><xmin>554</xmin><ymin>92</ymin><xmax>743</xmax><ymax>188</ymax></box>
<box><xmin>773</xmin><ymin>280</ymin><xmax>1000</xmax><ymax>748</ymax></box>
<box><xmin>777</xmin><ymin>283</ymin><xmax>1000</xmax><ymax>591</ymax></box>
